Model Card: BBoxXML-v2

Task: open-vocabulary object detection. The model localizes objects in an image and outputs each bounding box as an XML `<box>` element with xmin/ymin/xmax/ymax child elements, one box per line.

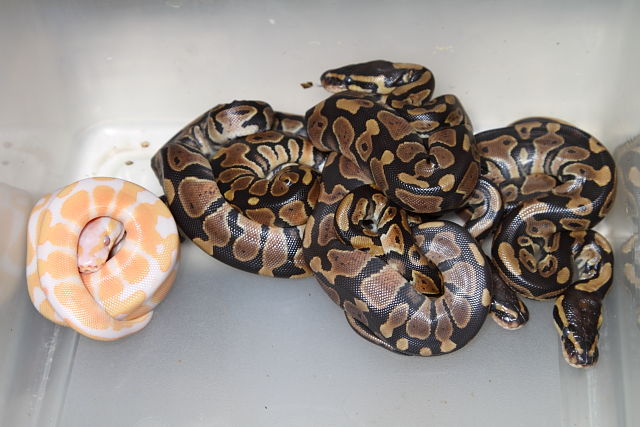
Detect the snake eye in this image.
<box><xmin>103</xmin><ymin>235</ymin><xmax>111</xmax><ymax>247</ymax></box>
<box><xmin>344</xmin><ymin>76</ymin><xmax>353</xmax><ymax>85</ymax></box>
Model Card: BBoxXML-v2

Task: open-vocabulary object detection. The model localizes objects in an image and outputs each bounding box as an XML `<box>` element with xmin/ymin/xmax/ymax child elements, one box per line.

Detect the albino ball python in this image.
<box><xmin>26</xmin><ymin>177</ymin><xmax>180</xmax><ymax>340</ymax></box>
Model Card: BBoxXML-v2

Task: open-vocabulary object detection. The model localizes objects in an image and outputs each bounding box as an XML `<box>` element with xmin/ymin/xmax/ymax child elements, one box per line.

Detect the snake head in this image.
<box><xmin>77</xmin><ymin>217</ymin><xmax>125</xmax><ymax>274</ymax></box>
<box><xmin>320</xmin><ymin>60</ymin><xmax>424</xmax><ymax>95</ymax></box>
<box><xmin>553</xmin><ymin>290</ymin><xmax>603</xmax><ymax>368</ymax></box>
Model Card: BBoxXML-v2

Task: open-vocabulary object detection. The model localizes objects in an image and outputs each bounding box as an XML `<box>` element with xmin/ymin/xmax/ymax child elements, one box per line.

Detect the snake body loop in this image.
<box><xmin>303</xmin><ymin>152</ymin><xmax>492</xmax><ymax>355</ymax></box>
<box><xmin>26</xmin><ymin>177</ymin><xmax>180</xmax><ymax>340</ymax></box>
<box><xmin>306</xmin><ymin>60</ymin><xmax>479</xmax><ymax>214</ymax></box>
<box><xmin>475</xmin><ymin>117</ymin><xmax>616</xmax><ymax>367</ymax></box>
<box><xmin>152</xmin><ymin>101</ymin><xmax>321</xmax><ymax>277</ymax></box>
<box><xmin>300</xmin><ymin>60</ymin><xmax>498</xmax><ymax>354</ymax></box>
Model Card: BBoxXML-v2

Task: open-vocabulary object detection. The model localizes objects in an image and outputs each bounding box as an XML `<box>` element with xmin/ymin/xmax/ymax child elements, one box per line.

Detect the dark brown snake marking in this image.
<box><xmin>151</xmin><ymin>100</ymin><xmax>323</xmax><ymax>277</ymax></box>
<box><xmin>475</xmin><ymin>117</ymin><xmax>616</xmax><ymax>367</ymax></box>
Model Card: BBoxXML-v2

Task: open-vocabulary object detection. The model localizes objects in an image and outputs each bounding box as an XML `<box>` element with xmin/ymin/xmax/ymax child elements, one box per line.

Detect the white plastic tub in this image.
<box><xmin>1</xmin><ymin>1</ymin><xmax>639</xmax><ymax>425</ymax></box>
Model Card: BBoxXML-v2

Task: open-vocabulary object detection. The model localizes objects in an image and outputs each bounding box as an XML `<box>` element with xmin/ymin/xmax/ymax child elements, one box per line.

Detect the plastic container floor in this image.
<box><xmin>1</xmin><ymin>1</ymin><xmax>639</xmax><ymax>426</ymax></box>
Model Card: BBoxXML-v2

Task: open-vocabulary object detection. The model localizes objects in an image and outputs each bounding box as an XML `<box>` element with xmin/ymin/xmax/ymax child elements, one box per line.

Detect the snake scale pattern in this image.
<box><xmin>27</xmin><ymin>59</ymin><xmax>617</xmax><ymax>367</ymax></box>
<box><xmin>148</xmin><ymin>60</ymin><xmax>618</xmax><ymax>366</ymax></box>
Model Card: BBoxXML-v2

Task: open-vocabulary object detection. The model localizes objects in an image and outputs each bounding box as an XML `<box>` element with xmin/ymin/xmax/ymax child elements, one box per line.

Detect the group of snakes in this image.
<box><xmin>27</xmin><ymin>60</ymin><xmax>617</xmax><ymax>368</ymax></box>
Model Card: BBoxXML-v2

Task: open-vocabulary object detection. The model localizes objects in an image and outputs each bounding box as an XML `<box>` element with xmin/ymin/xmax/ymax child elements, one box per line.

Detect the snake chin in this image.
<box><xmin>559</xmin><ymin>334</ymin><xmax>599</xmax><ymax>368</ymax></box>
<box><xmin>554</xmin><ymin>314</ymin><xmax>600</xmax><ymax>368</ymax></box>
<box><xmin>489</xmin><ymin>303</ymin><xmax>529</xmax><ymax>330</ymax></box>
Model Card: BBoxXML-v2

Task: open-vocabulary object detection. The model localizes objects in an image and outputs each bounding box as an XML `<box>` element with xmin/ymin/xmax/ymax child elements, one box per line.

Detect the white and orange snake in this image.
<box><xmin>26</xmin><ymin>177</ymin><xmax>180</xmax><ymax>340</ymax></box>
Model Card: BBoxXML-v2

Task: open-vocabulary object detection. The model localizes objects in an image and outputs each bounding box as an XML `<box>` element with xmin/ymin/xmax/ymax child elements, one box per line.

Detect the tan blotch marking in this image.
<box><xmin>424</xmin><ymin>231</ymin><xmax>460</xmax><ymax>265</ymax></box>
<box><xmin>434</xmin><ymin>299</ymin><xmax>455</xmax><ymax>352</ymax></box>
<box><xmin>332</xmin><ymin>116</ymin><xmax>355</xmax><ymax>155</ymax></box>
<box><xmin>370</xmin><ymin>158</ymin><xmax>390</xmax><ymax>193</ymax></box>
<box><xmin>377</xmin><ymin>110</ymin><xmax>414</xmax><ymax>141</ymax></box>
<box><xmin>419</xmin><ymin>347</ymin><xmax>433</xmax><ymax>356</ymax></box>
<box><xmin>306</xmin><ymin>103</ymin><xmax>329</xmax><ymax>150</ymax></box>
<box><xmin>246</xmin><ymin>130</ymin><xmax>284</xmax><ymax>144</ymax></box>
<box><xmin>406</xmin><ymin>302</ymin><xmax>432</xmax><ymax>339</ymax></box>
<box><xmin>395</xmin><ymin>190</ymin><xmax>443</xmax><ymax>213</ymax></box>
<box><xmin>198</xmin><ymin>208</ymin><xmax>233</xmax><ymax>253</ymax></box>
<box><xmin>379</xmin><ymin>303</ymin><xmax>409</xmax><ymax>338</ymax></box>
<box><xmin>538</xmin><ymin>254</ymin><xmax>558</xmax><ymax>278</ymax></box>
<box><xmin>335</xmin><ymin>193</ymin><xmax>354</xmax><ymax>232</ymax></box>
<box><xmin>259</xmin><ymin>230</ymin><xmax>290</xmax><ymax>275</ymax></box>
<box><xmin>163</xmin><ymin>179</ymin><xmax>176</xmax><ymax>204</ymax></box>
<box><xmin>396</xmin><ymin>338</ymin><xmax>409</xmax><ymax>351</ymax></box>
<box><xmin>430</xmin><ymin>127</ymin><xmax>458</xmax><ymax>147</ymax></box>
<box><xmin>470</xmin><ymin>243</ymin><xmax>486</xmax><ymax>266</ymax></box>
<box><xmin>214</xmin><ymin>105</ymin><xmax>259</xmax><ymax>133</ymax></box>
<box><xmin>412</xmin><ymin>272</ymin><xmax>440</xmax><ymax>295</ymax></box>
<box><xmin>558</xmin><ymin>217</ymin><xmax>590</xmax><ymax>231</ymax></box>
<box><xmin>278</xmin><ymin>200</ymin><xmax>308</xmax><ymax>226</ymax></box>
<box><xmin>456</xmin><ymin>161</ymin><xmax>479</xmax><ymax>196</ymax></box>
<box><xmin>380</xmin><ymin>224</ymin><xmax>405</xmax><ymax>254</ymax></box>
<box><xmin>575</xmin><ymin>262</ymin><xmax>612</xmax><ymax>292</ymax></box>
<box><xmin>481</xmin><ymin>288</ymin><xmax>492</xmax><ymax>307</ymax></box>
<box><xmin>411</xmin><ymin>119</ymin><xmax>439</xmax><ymax>134</ymax></box>
<box><xmin>317</xmin><ymin>214</ymin><xmax>338</xmax><ymax>246</ymax></box>
<box><xmin>588</xmin><ymin>137</ymin><xmax>606</xmax><ymax>154</ymax></box>
<box><xmin>444</xmin><ymin>292</ymin><xmax>472</xmax><ymax>328</ymax></box>
<box><xmin>178</xmin><ymin>177</ymin><xmax>219</xmax><ymax>218</ymax></box>
<box><xmin>335</xmin><ymin>98</ymin><xmax>375</xmax><ymax>114</ymax></box>
<box><xmin>354</xmin><ymin>120</ymin><xmax>379</xmax><ymax>162</ymax></box>
<box><xmin>564</xmin><ymin>164</ymin><xmax>612</xmax><ymax>187</ymax></box>
<box><xmin>438</xmin><ymin>174</ymin><xmax>456</xmax><ymax>192</ymax></box>
<box><xmin>519</xmin><ymin>248</ymin><xmax>537</xmax><ymax>273</ymax></box>
<box><xmin>521</xmin><ymin>174</ymin><xmax>557</xmax><ymax>195</ymax></box>
<box><xmin>448</xmin><ymin>262</ymin><xmax>478</xmax><ymax>296</ymax></box>
<box><xmin>430</xmin><ymin>146</ymin><xmax>455</xmax><ymax>169</ymax></box>
<box><xmin>396</xmin><ymin>141</ymin><xmax>426</xmax><ymax>163</ymax></box>
<box><xmin>245</xmin><ymin>208</ymin><xmax>277</xmax><ymax>226</ymax></box>
<box><xmin>557</xmin><ymin>266</ymin><xmax>571</xmax><ymax>284</ymax></box>
<box><xmin>303</xmin><ymin>216</ymin><xmax>315</xmax><ymax>248</ymax></box>
<box><xmin>167</xmin><ymin>143</ymin><xmax>210</xmax><ymax>171</ymax></box>
<box><xmin>326</xmin><ymin>248</ymin><xmax>370</xmax><ymax>279</ymax></box>
<box><xmin>360</xmin><ymin>266</ymin><xmax>406</xmax><ymax>309</ymax></box>
<box><xmin>478</xmin><ymin>136</ymin><xmax>519</xmax><ymax>178</ymax></box>
<box><xmin>498</xmin><ymin>242</ymin><xmax>521</xmax><ymax>275</ymax></box>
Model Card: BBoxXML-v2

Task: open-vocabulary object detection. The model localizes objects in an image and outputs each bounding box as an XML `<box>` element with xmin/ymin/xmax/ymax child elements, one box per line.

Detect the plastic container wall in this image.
<box><xmin>1</xmin><ymin>1</ymin><xmax>639</xmax><ymax>425</ymax></box>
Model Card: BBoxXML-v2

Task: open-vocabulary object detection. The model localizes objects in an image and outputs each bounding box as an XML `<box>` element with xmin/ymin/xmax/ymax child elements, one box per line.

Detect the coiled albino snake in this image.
<box><xmin>26</xmin><ymin>177</ymin><xmax>180</xmax><ymax>340</ymax></box>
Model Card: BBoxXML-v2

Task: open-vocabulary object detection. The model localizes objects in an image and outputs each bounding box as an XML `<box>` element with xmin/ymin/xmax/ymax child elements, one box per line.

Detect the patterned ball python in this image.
<box><xmin>306</xmin><ymin>60</ymin><xmax>479</xmax><ymax>214</ymax></box>
<box><xmin>457</xmin><ymin>178</ymin><xmax>530</xmax><ymax>330</ymax></box>
<box><xmin>301</xmin><ymin>60</ymin><xmax>506</xmax><ymax>354</ymax></box>
<box><xmin>151</xmin><ymin>100</ymin><xmax>324</xmax><ymax>277</ymax></box>
<box><xmin>26</xmin><ymin>177</ymin><xmax>180</xmax><ymax>340</ymax></box>
<box><xmin>475</xmin><ymin>118</ymin><xmax>616</xmax><ymax>367</ymax></box>
<box><xmin>303</xmin><ymin>151</ymin><xmax>492</xmax><ymax>355</ymax></box>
